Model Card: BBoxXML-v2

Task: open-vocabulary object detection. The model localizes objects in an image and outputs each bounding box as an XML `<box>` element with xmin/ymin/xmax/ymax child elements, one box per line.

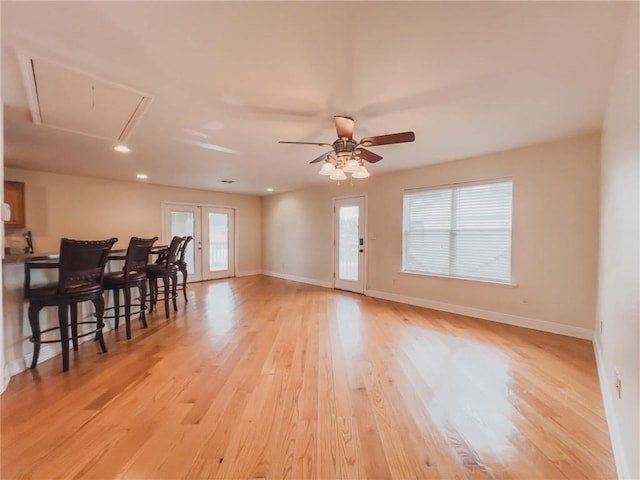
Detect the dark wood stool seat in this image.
<box><xmin>104</xmin><ymin>270</ymin><xmax>147</xmax><ymax>283</ymax></box>
<box><xmin>102</xmin><ymin>236</ymin><xmax>158</xmax><ymax>340</ymax></box>
<box><xmin>146</xmin><ymin>263</ymin><xmax>178</xmax><ymax>274</ymax></box>
<box><xmin>25</xmin><ymin>237</ymin><xmax>117</xmax><ymax>372</ymax></box>
<box><xmin>146</xmin><ymin>236</ymin><xmax>183</xmax><ymax>319</ymax></box>
<box><xmin>28</xmin><ymin>282</ymin><xmax>102</xmax><ymax>300</ymax></box>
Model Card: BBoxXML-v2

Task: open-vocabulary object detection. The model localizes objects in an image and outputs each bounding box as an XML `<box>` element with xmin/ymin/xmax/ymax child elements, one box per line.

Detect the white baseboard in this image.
<box><xmin>262</xmin><ymin>270</ymin><xmax>333</xmax><ymax>289</ymax></box>
<box><xmin>365</xmin><ymin>289</ymin><xmax>593</xmax><ymax>340</ymax></box>
<box><xmin>5</xmin><ymin>343</ymin><xmax>61</xmax><ymax>378</ymax></box>
<box><xmin>593</xmin><ymin>334</ymin><xmax>628</xmax><ymax>479</ymax></box>
<box><xmin>236</xmin><ymin>270</ymin><xmax>263</xmax><ymax>277</ymax></box>
<box><xmin>3</xmin><ymin>364</ymin><xmax>11</xmax><ymax>393</ymax></box>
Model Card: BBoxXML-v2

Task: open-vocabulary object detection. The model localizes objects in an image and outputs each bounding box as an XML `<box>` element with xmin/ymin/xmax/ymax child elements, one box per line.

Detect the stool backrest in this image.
<box><xmin>161</xmin><ymin>236</ymin><xmax>184</xmax><ymax>268</ymax></box>
<box><xmin>58</xmin><ymin>238</ymin><xmax>118</xmax><ymax>292</ymax></box>
<box><xmin>124</xmin><ymin>236</ymin><xmax>158</xmax><ymax>279</ymax></box>
<box><xmin>177</xmin><ymin>236</ymin><xmax>193</xmax><ymax>264</ymax></box>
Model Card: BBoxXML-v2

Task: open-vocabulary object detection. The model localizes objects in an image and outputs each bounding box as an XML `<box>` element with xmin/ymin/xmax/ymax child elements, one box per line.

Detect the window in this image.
<box><xmin>403</xmin><ymin>179</ymin><xmax>513</xmax><ymax>283</ymax></box>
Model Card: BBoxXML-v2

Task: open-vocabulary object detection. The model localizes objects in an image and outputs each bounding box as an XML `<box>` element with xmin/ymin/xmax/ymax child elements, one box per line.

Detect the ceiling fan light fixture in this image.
<box><xmin>330</xmin><ymin>168</ymin><xmax>347</xmax><ymax>181</ymax></box>
<box><xmin>319</xmin><ymin>160</ymin><xmax>335</xmax><ymax>176</ymax></box>
<box><xmin>343</xmin><ymin>158</ymin><xmax>360</xmax><ymax>173</ymax></box>
<box><xmin>352</xmin><ymin>165</ymin><xmax>370</xmax><ymax>179</ymax></box>
<box><xmin>279</xmin><ymin>115</ymin><xmax>415</xmax><ymax>183</ymax></box>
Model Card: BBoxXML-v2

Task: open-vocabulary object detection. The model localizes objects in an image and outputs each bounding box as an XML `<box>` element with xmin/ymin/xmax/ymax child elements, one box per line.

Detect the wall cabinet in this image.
<box><xmin>4</xmin><ymin>181</ymin><xmax>26</xmax><ymax>228</ymax></box>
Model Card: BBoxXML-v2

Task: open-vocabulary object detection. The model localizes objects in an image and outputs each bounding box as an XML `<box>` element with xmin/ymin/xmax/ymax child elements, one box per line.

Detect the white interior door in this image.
<box><xmin>334</xmin><ymin>196</ymin><xmax>366</xmax><ymax>294</ymax></box>
<box><xmin>202</xmin><ymin>207</ymin><xmax>235</xmax><ymax>280</ymax></box>
<box><xmin>163</xmin><ymin>204</ymin><xmax>203</xmax><ymax>282</ymax></box>
<box><xmin>163</xmin><ymin>203</ymin><xmax>236</xmax><ymax>282</ymax></box>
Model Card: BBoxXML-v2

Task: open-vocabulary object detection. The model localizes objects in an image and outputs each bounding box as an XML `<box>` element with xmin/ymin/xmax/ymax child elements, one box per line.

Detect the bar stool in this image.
<box><xmin>146</xmin><ymin>236</ymin><xmax>183</xmax><ymax>319</ymax></box>
<box><xmin>103</xmin><ymin>236</ymin><xmax>158</xmax><ymax>340</ymax></box>
<box><xmin>24</xmin><ymin>238</ymin><xmax>118</xmax><ymax>372</ymax></box>
<box><xmin>174</xmin><ymin>236</ymin><xmax>193</xmax><ymax>302</ymax></box>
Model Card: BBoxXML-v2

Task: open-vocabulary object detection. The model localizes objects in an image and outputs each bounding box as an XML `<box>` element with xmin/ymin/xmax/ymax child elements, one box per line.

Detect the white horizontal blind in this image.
<box><xmin>403</xmin><ymin>180</ymin><xmax>513</xmax><ymax>283</ymax></box>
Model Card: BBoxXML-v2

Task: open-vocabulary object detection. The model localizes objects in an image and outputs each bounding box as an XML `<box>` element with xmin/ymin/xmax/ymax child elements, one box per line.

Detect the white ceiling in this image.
<box><xmin>1</xmin><ymin>2</ymin><xmax>630</xmax><ymax>195</ymax></box>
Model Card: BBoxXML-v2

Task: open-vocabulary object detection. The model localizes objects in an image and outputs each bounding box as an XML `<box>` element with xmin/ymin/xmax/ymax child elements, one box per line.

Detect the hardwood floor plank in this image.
<box><xmin>1</xmin><ymin>276</ymin><xmax>616</xmax><ymax>480</ymax></box>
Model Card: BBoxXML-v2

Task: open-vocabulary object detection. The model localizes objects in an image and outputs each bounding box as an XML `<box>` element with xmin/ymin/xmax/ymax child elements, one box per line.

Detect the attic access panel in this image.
<box><xmin>21</xmin><ymin>56</ymin><xmax>152</xmax><ymax>142</ymax></box>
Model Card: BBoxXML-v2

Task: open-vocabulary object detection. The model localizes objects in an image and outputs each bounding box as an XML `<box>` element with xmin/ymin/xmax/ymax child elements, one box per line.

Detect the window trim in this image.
<box><xmin>402</xmin><ymin>177</ymin><xmax>514</xmax><ymax>285</ymax></box>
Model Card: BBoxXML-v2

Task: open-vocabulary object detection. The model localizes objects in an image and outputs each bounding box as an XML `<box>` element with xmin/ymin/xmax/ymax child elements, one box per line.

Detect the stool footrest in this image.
<box><xmin>102</xmin><ymin>303</ymin><xmax>147</xmax><ymax>319</ymax></box>
<box><xmin>31</xmin><ymin>321</ymin><xmax>102</xmax><ymax>344</ymax></box>
<box><xmin>148</xmin><ymin>293</ymin><xmax>179</xmax><ymax>300</ymax></box>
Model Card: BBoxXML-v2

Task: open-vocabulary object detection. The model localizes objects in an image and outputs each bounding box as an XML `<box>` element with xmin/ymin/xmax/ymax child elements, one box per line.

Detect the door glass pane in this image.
<box><xmin>338</xmin><ymin>206</ymin><xmax>359</xmax><ymax>281</ymax></box>
<box><xmin>209</xmin><ymin>213</ymin><xmax>229</xmax><ymax>272</ymax></box>
<box><xmin>171</xmin><ymin>211</ymin><xmax>195</xmax><ymax>274</ymax></box>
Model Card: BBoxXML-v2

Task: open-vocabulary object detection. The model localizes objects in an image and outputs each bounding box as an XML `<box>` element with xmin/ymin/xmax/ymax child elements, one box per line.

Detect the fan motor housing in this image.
<box><xmin>333</xmin><ymin>139</ymin><xmax>358</xmax><ymax>154</ymax></box>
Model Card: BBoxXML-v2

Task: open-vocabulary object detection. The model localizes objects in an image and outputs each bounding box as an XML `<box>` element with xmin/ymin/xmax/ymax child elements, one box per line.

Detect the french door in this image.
<box><xmin>334</xmin><ymin>196</ymin><xmax>366</xmax><ymax>294</ymax></box>
<box><xmin>201</xmin><ymin>206</ymin><xmax>235</xmax><ymax>280</ymax></box>
<box><xmin>162</xmin><ymin>203</ymin><xmax>235</xmax><ymax>282</ymax></box>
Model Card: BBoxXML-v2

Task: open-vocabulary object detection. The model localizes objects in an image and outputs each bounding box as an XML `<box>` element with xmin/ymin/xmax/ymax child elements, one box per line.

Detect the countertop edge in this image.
<box><xmin>3</xmin><ymin>252</ymin><xmax>60</xmax><ymax>264</ymax></box>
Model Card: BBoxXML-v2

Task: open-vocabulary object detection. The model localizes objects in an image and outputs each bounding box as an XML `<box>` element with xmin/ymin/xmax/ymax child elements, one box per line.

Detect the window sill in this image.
<box><xmin>399</xmin><ymin>270</ymin><xmax>518</xmax><ymax>288</ymax></box>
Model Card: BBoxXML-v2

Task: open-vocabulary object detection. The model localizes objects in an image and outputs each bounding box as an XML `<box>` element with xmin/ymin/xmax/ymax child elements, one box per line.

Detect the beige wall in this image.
<box><xmin>596</xmin><ymin>4</ymin><xmax>639</xmax><ymax>478</ymax></box>
<box><xmin>3</xmin><ymin>168</ymin><xmax>262</xmax><ymax>274</ymax></box>
<box><xmin>263</xmin><ymin>133</ymin><xmax>601</xmax><ymax>335</ymax></box>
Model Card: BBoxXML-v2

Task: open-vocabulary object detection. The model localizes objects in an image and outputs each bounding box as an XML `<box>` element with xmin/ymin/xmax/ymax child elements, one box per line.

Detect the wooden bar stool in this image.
<box><xmin>103</xmin><ymin>236</ymin><xmax>158</xmax><ymax>340</ymax></box>
<box><xmin>24</xmin><ymin>238</ymin><xmax>117</xmax><ymax>372</ymax></box>
<box><xmin>174</xmin><ymin>236</ymin><xmax>193</xmax><ymax>302</ymax></box>
<box><xmin>146</xmin><ymin>236</ymin><xmax>183</xmax><ymax>319</ymax></box>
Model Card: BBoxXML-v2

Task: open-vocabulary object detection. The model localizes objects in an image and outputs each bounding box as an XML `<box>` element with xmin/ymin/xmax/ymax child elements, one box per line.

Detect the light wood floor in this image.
<box><xmin>1</xmin><ymin>275</ymin><xmax>615</xmax><ymax>479</ymax></box>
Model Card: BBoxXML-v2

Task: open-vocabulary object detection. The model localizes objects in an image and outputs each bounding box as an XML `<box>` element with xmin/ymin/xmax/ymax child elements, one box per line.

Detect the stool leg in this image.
<box><xmin>163</xmin><ymin>275</ymin><xmax>170</xmax><ymax>319</ymax></box>
<box><xmin>181</xmin><ymin>267</ymin><xmax>188</xmax><ymax>302</ymax></box>
<box><xmin>124</xmin><ymin>285</ymin><xmax>132</xmax><ymax>340</ymax></box>
<box><xmin>139</xmin><ymin>282</ymin><xmax>148</xmax><ymax>328</ymax></box>
<box><xmin>28</xmin><ymin>304</ymin><xmax>42</xmax><ymax>369</ymax></box>
<box><xmin>93</xmin><ymin>295</ymin><xmax>108</xmax><ymax>354</ymax></box>
<box><xmin>58</xmin><ymin>304</ymin><xmax>70</xmax><ymax>372</ymax></box>
<box><xmin>172</xmin><ymin>273</ymin><xmax>178</xmax><ymax>312</ymax></box>
<box><xmin>70</xmin><ymin>303</ymin><xmax>79</xmax><ymax>351</ymax></box>
<box><xmin>114</xmin><ymin>288</ymin><xmax>120</xmax><ymax>329</ymax></box>
<box><xmin>149</xmin><ymin>278</ymin><xmax>157</xmax><ymax>313</ymax></box>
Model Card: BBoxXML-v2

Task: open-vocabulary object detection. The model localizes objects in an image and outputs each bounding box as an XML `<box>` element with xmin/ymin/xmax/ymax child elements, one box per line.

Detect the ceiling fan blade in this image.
<box><xmin>334</xmin><ymin>116</ymin><xmax>355</xmax><ymax>139</ymax></box>
<box><xmin>279</xmin><ymin>141</ymin><xmax>333</xmax><ymax>147</ymax></box>
<box><xmin>359</xmin><ymin>131</ymin><xmax>415</xmax><ymax>147</ymax></box>
<box><xmin>355</xmin><ymin>148</ymin><xmax>383</xmax><ymax>163</ymax></box>
<box><xmin>310</xmin><ymin>151</ymin><xmax>333</xmax><ymax>164</ymax></box>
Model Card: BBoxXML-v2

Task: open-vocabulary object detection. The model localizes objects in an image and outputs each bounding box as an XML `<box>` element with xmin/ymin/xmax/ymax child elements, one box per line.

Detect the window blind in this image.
<box><xmin>403</xmin><ymin>180</ymin><xmax>513</xmax><ymax>283</ymax></box>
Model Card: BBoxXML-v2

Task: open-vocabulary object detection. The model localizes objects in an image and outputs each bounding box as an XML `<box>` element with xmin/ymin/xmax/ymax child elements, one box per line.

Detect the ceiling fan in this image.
<box><xmin>279</xmin><ymin>116</ymin><xmax>415</xmax><ymax>180</ymax></box>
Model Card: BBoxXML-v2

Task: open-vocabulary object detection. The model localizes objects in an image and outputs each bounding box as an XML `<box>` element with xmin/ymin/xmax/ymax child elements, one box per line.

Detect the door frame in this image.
<box><xmin>160</xmin><ymin>201</ymin><xmax>239</xmax><ymax>281</ymax></box>
<box><xmin>332</xmin><ymin>194</ymin><xmax>368</xmax><ymax>293</ymax></box>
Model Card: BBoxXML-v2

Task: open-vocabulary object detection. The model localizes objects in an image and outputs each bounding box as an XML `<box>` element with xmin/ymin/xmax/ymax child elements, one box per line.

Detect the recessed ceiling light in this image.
<box><xmin>136</xmin><ymin>173</ymin><xmax>148</xmax><ymax>179</ymax></box>
<box><xmin>114</xmin><ymin>145</ymin><xmax>130</xmax><ymax>153</ymax></box>
<box><xmin>266</xmin><ymin>188</ymin><xmax>274</xmax><ymax>192</ymax></box>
